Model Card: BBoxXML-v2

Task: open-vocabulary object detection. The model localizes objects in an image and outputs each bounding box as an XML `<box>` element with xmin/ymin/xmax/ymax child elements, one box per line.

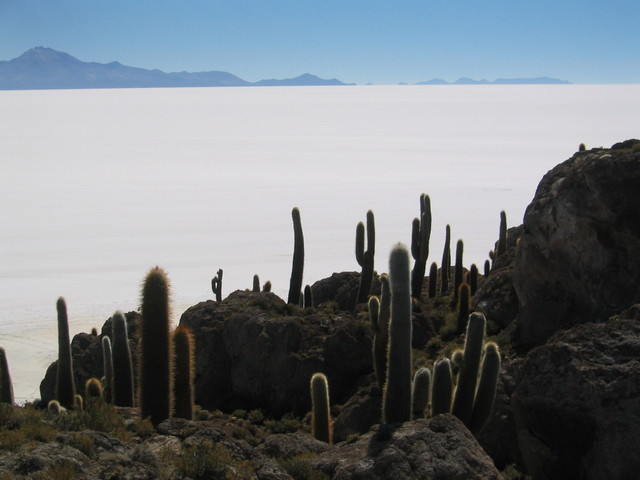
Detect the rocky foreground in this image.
<box><xmin>2</xmin><ymin>140</ymin><xmax>639</xmax><ymax>480</ymax></box>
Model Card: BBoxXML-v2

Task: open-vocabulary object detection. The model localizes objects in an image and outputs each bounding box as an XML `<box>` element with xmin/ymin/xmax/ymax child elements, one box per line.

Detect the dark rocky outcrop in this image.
<box><xmin>512</xmin><ymin>315</ymin><xmax>640</xmax><ymax>480</ymax></box>
<box><xmin>312</xmin><ymin>415</ymin><xmax>503</xmax><ymax>479</ymax></box>
<box><xmin>513</xmin><ymin>140</ymin><xmax>640</xmax><ymax>348</ymax></box>
<box><xmin>179</xmin><ymin>290</ymin><xmax>373</xmax><ymax>417</ymax></box>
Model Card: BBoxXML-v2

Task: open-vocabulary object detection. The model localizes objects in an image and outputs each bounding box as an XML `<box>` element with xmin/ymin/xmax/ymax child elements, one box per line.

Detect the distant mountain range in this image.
<box><xmin>0</xmin><ymin>47</ymin><xmax>351</xmax><ymax>90</ymax></box>
<box><xmin>416</xmin><ymin>76</ymin><xmax>571</xmax><ymax>85</ymax></box>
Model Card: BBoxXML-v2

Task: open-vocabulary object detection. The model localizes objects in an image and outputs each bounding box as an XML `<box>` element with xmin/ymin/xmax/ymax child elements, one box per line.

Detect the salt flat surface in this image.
<box><xmin>1</xmin><ymin>84</ymin><xmax>638</xmax><ymax>402</ymax></box>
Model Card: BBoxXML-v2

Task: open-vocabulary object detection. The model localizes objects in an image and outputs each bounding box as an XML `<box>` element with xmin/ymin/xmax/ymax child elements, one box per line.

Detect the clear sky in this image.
<box><xmin>0</xmin><ymin>0</ymin><xmax>638</xmax><ymax>84</ymax></box>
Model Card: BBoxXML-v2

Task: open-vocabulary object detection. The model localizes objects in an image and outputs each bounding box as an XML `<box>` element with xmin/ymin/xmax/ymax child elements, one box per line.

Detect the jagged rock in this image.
<box><xmin>256</xmin><ymin>432</ymin><xmax>329</xmax><ymax>459</ymax></box>
<box><xmin>179</xmin><ymin>290</ymin><xmax>372</xmax><ymax>416</ymax></box>
<box><xmin>473</xmin><ymin>225</ymin><xmax>521</xmax><ymax>331</ymax></box>
<box><xmin>512</xmin><ymin>317</ymin><xmax>640</xmax><ymax>480</ymax></box>
<box><xmin>513</xmin><ymin>140</ymin><xmax>640</xmax><ymax>348</ymax></box>
<box><xmin>332</xmin><ymin>383</ymin><xmax>382</xmax><ymax>443</ymax></box>
<box><xmin>312</xmin><ymin>414</ymin><xmax>503</xmax><ymax>479</ymax></box>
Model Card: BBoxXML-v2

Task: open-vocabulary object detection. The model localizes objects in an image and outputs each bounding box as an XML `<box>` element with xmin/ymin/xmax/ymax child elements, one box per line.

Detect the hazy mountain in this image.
<box><xmin>416</xmin><ymin>76</ymin><xmax>571</xmax><ymax>85</ymax></box>
<box><xmin>0</xmin><ymin>47</ymin><xmax>351</xmax><ymax>90</ymax></box>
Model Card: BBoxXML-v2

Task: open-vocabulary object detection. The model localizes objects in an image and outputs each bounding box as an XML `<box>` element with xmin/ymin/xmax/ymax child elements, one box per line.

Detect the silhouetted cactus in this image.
<box><xmin>484</xmin><ymin>259</ymin><xmax>491</xmax><ymax>277</ymax></box>
<box><xmin>440</xmin><ymin>225</ymin><xmax>451</xmax><ymax>295</ymax></box>
<box><xmin>453</xmin><ymin>239</ymin><xmax>464</xmax><ymax>300</ymax></box>
<box><xmin>287</xmin><ymin>207</ymin><xmax>304</xmax><ymax>305</ymax></box>
<box><xmin>579</xmin><ymin>142</ymin><xmax>586</xmax><ymax>151</ymax></box>
<box><xmin>85</xmin><ymin>378</ymin><xmax>103</xmax><ymax>399</ymax></box>
<box><xmin>412</xmin><ymin>367</ymin><xmax>431</xmax><ymax>419</ymax></box>
<box><xmin>263</xmin><ymin>281</ymin><xmax>272</xmax><ymax>292</ymax></box>
<box><xmin>0</xmin><ymin>347</ymin><xmax>14</xmax><ymax>404</ymax></box>
<box><xmin>469</xmin><ymin>342</ymin><xmax>501</xmax><ymax>434</ymax></box>
<box><xmin>211</xmin><ymin>268</ymin><xmax>223</xmax><ymax>302</ymax></box>
<box><xmin>356</xmin><ymin>210</ymin><xmax>376</xmax><ymax>303</ymax></box>
<box><xmin>372</xmin><ymin>275</ymin><xmax>391</xmax><ymax>390</ymax></box>
<box><xmin>173</xmin><ymin>326</ymin><xmax>195</xmax><ymax>420</ymax></box>
<box><xmin>451</xmin><ymin>313</ymin><xmax>486</xmax><ymax>426</ymax></box>
<box><xmin>139</xmin><ymin>267</ymin><xmax>172</xmax><ymax>426</ymax></box>
<box><xmin>382</xmin><ymin>244</ymin><xmax>412</xmax><ymax>424</ymax></box>
<box><xmin>310</xmin><ymin>372</ymin><xmax>332</xmax><ymax>444</ymax></box>
<box><xmin>112</xmin><ymin>311</ymin><xmax>134</xmax><ymax>407</ymax></box>
<box><xmin>431</xmin><ymin>358</ymin><xmax>453</xmax><ymax>416</ymax></box>
<box><xmin>252</xmin><ymin>274</ymin><xmax>260</xmax><ymax>292</ymax></box>
<box><xmin>56</xmin><ymin>297</ymin><xmax>76</xmax><ymax>410</ymax></box>
<box><xmin>469</xmin><ymin>264</ymin><xmax>479</xmax><ymax>295</ymax></box>
<box><xmin>497</xmin><ymin>211</ymin><xmax>507</xmax><ymax>258</ymax></box>
<box><xmin>304</xmin><ymin>284</ymin><xmax>314</xmax><ymax>308</ymax></box>
<box><xmin>101</xmin><ymin>336</ymin><xmax>114</xmax><ymax>404</ymax></box>
<box><xmin>411</xmin><ymin>194</ymin><xmax>432</xmax><ymax>299</ymax></box>
<box><xmin>456</xmin><ymin>283</ymin><xmax>471</xmax><ymax>334</ymax></box>
<box><xmin>428</xmin><ymin>262</ymin><xmax>438</xmax><ymax>299</ymax></box>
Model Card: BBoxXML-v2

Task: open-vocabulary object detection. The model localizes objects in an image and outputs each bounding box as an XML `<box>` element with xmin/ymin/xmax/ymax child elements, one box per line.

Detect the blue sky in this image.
<box><xmin>0</xmin><ymin>0</ymin><xmax>638</xmax><ymax>84</ymax></box>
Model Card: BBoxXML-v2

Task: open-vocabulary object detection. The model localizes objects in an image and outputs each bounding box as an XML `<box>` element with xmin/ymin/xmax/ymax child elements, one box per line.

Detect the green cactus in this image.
<box><xmin>173</xmin><ymin>326</ymin><xmax>195</xmax><ymax>420</ymax></box>
<box><xmin>440</xmin><ymin>225</ymin><xmax>451</xmax><ymax>295</ymax></box>
<box><xmin>139</xmin><ymin>267</ymin><xmax>172</xmax><ymax>426</ymax></box>
<box><xmin>412</xmin><ymin>367</ymin><xmax>431</xmax><ymax>419</ymax></box>
<box><xmin>382</xmin><ymin>243</ymin><xmax>413</xmax><ymax>424</ymax></box>
<box><xmin>411</xmin><ymin>194</ymin><xmax>432</xmax><ymax>300</ymax></box>
<box><xmin>428</xmin><ymin>262</ymin><xmax>438</xmax><ymax>299</ymax></box>
<box><xmin>431</xmin><ymin>358</ymin><xmax>453</xmax><ymax>416</ymax></box>
<box><xmin>48</xmin><ymin>400</ymin><xmax>64</xmax><ymax>413</ymax></box>
<box><xmin>73</xmin><ymin>394</ymin><xmax>84</xmax><ymax>411</ymax></box>
<box><xmin>356</xmin><ymin>210</ymin><xmax>376</xmax><ymax>304</ymax></box>
<box><xmin>56</xmin><ymin>297</ymin><xmax>76</xmax><ymax>410</ymax></box>
<box><xmin>310</xmin><ymin>372</ymin><xmax>332</xmax><ymax>444</ymax></box>
<box><xmin>112</xmin><ymin>311</ymin><xmax>134</xmax><ymax>408</ymax></box>
<box><xmin>497</xmin><ymin>211</ymin><xmax>507</xmax><ymax>257</ymax></box>
<box><xmin>252</xmin><ymin>274</ymin><xmax>260</xmax><ymax>292</ymax></box>
<box><xmin>453</xmin><ymin>239</ymin><xmax>464</xmax><ymax>301</ymax></box>
<box><xmin>469</xmin><ymin>342</ymin><xmax>501</xmax><ymax>434</ymax></box>
<box><xmin>484</xmin><ymin>259</ymin><xmax>491</xmax><ymax>277</ymax></box>
<box><xmin>287</xmin><ymin>207</ymin><xmax>305</xmax><ymax>305</ymax></box>
<box><xmin>101</xmin><ymin>336</ymin><xmax>114</xmax><ymax>404</ymax></box>
<box><xmin>468</xmin><ymin>264</ymin><xmax>479</xmax><ymax>295</ymax></box>
<box><xmin>304</xmin><ymin>284</ymin><xmax>314</xmax><ymax>308</ymax></box>
<box><xmin>372</xmin><ymin>274</ymin><xmax>391</xmax><ymax>390</ymax></box>
<box><xmin>85</xmin><ymin>378</ymin><xmax>103</xmax><ymax>400</ymax></box>
<box><xmin>456</xmin><ymin>283</ymin><xmax>471</xmax><ymax>334</ymax></box>
<box><xmin>451</xmin><ymin>312</ymin><xmax>486</xmax><ymax>427</ymax></box>
<box><xmin>211</xmin><ymin>268</ymin><xmax>223</xmax><ymax>302</ymax></box>
<box><xmin>0</xmin><ymin>347</ymin><xmax>14</xmax><ymax>404</ymax></box>
<box><xmin>263</xmin><ymin>281</ymin><xmax>272</xmax><ymax>292</ymax></box>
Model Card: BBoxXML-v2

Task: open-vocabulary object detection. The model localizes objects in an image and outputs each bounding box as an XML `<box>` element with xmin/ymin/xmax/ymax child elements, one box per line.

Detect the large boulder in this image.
<box><xmin>312</xmin><ymin>415</ymin><xmax>503</xmax><ymax>479</ymax></box>
<box><xmin>179</xmin><ymin>290</ymin><xmax>373</xmax><ymax>417</ymax></box>
<box><xmin>512</xmin><ymin>314</ymin><xmax>640</xmax><ymax>480</ymax></box>
<box><xmin>514</xmin><ymin>140</ymin><xmax>640</xmax><ymax>348</ymax></box>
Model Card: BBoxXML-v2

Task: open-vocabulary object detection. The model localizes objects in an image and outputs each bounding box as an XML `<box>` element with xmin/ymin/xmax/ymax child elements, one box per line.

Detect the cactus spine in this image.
<box><xmin>411</xmin><ymin>194</ymin><xmax>432</xmax><ymax>299</ymax></box>
<box><xmin>211</xmin><ymin>268</ymin><xmax>223</xmax><ymax>302</ymax></box>
<box><xmin>0</xmin><ymin>347</ymin><xmax>14</xmax><ymax>404</ymax></box>
<box><xmin>440</xmin><ymin>225</ymin><xmax>451</xmax><ymax>295</ymax></box>
<box><xmin>372</xmin><ymin>274</ymin><xmax>391</xmax><ymax>390</ymax></box>
<box><xmin>356</xmin><ymin>210</ymin><xmax>376</xmax><ymax>303</ymax></box>
<box><xmin>310</xmin><ymin>372</ymin><xmax>332</xmax><ymax>444</ymax></box>
<box><xmin>431</xmin><ymin>358</ymin><xmax>453</xmax><ymax>416</ymax></box>
<box><xmin>497</xmin><ymin>210</ymin><xmax>507</xmax><ymax>257</ymax></box>
<box><xmin>101</xmin><ymin>336</ymin><xmax>114</xmax><ymax>404</ymax></box>
<box><xmin>287</xmin><ymin>207</ymin><xmax>304</xmax><ymax>305</ymax></box>
<box><xmin>139</xmin><ymin>267</ymin><xmax>172</xmax><ymax>425</ymax></box>
<box><xmin>382</xmin><ymin>243</ymin><xmax>412</xmax><ymax>424</ymax></box>
<box><xmin>56</xmin><ymin>297</ymin><xmax>76</xmax><ymax>410</ymax></box>
<box><xmin>451</xmin><ymin>312</ymin><xmax>486</xmax><ymax>426</ymax></box>
<box><xmin>112</xmin><ymin>311</ymin><xmax>134</xmax><ymax>407</ymax></box>
<box><xmin>412</xmin><ymin>367</ymin><xmax>431</xmax><ymax>419</ymax></box>
<box><xmin>173</xmin><ymin>326</ymin><xmax>195</xmax><ymax>420</ymax></box>
<box><xmin>469</xmin><ymin>342</ymin><xmax>501</xmax><ymax>434</ymax></box>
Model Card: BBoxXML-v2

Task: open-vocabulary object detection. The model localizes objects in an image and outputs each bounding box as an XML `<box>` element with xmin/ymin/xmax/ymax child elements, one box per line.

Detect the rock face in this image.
<box><xmin>312</xmin><ymin>415</ymin><xmax>503</xmax><ymax>480</ymax></box>
<box><xmin>514</xmin><ymin>140</ymin><xmax>640</xmax><ymax>348</ymax></box>
<box><xmin>512</xmin><ymin>316</ymin><xmax>640</xmax><ymax>480</ymax></box>
<box><xmin>179</xmin><ymin>290</ymin><xmax>373</xmax><ymax>417</ymax></box>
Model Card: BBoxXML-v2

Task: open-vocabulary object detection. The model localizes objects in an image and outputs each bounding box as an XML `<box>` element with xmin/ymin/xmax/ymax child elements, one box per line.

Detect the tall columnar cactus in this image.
<box><xmin>112</xmin><ymin>311</ymin><xmax>134</xmax><ymax>407</ymax></box>
<box><xmin>453</xmin><ymin>239</ymin><xmax>464</xmax><ymax>300</ymax></box>
<box><xmin>355</xmin><ymin>210</ymin><xmax>376</xmax><ymax>304</ymax></box>
<box><xmin>101</xmin><ymin>336</ymin><xmax>114</xmax><ymax>404</ymax></box>
<box><xmin>310</xmin><ymin>372</ymin><xmax>332</xmax><ymax>444</ymax></box>
<box><xmin>139</xmin><ymin>267</ymin><xmax>172</xmax><ymax>425</ymax></box>
<box><xmin>411</xmin><ymin>367</ymin><xmax>431</xmax><ymax>419</ymax></box>
<box><xmin>287</xmin><ymin>207</ymin><xmax>304</xmax><ymax>305</ymax></box>
<box><xmin>56</xmin><ymin>297</ymin><xmax>76</xmax><ymax>410</ymax></box>
<box><xmin>382</xmin><ymin>243</ymin><xmax>413</xmax><ymax>424</ymax></box>
<box><xmin>451</xmin><ymin>312</ymin><xmax>486</xmax><ymax>426</ymax></box>
<box><xmin>469</xmin><ymin>342</ymin><xmax>501</xmax><ymax>434</ymax></box>
<box><xmin>456</xmin><ymin>283</ymin><xmax>471</xmax><ymax>334</ymax></box>
<box><xmin>252</xmin><ymin>274</ymin><xmax>260</xmax><ymax>292</ymax></box>
<box><xmin>372</xmin><ymin>274</ymin><xmax>391</xmax><ymax>390</ymax></box>
<box><xmin>173</xmin><ymin>326</ymin><xmax>195</xmax><ymax>420</ymax></box>
<box><xmin>0</xmin><ymin>347</ymin><xmax>14</xmax><ymax>404</ymax></box>
<box><xmin>431</xmin><ymin>358</ymin><xmax>453</xmax><ymax>416</ymax></box>
<box><xmin>484</xmin><ymin>259</ymin><xmax>491</xmax><ymax>277</ymax></box>
<box><xmin>497</xmin><ymin>210</ymin><xmax>507</xmax><ymax>258</ymax></box>
<box><xmin>440</xmin><ymin>225</ymin><xmax>451</xmax><ymax>296</ymax></box>
<box><xmin>428</xmin><ymin>262</ymin><xmax>438</xmax><ymax>299</ymax></box>
<box><xmin>411</xmin><ymin>194</ymin><xmax>432</xmax><ymax>300</ymax></box>
<box><xmin>468</xmin><ymin>264</ymin><xmax>479</xmax><ymax>295</ymax></box>
<box><xmin>211</xmin><ymin>268</ymin><xmax>223</xmax><ymax>302</ymax></box>
<box><xmin>304</xmin><ymin>284</ymin><xmax>314</xmax><ymax>308</ymax></box>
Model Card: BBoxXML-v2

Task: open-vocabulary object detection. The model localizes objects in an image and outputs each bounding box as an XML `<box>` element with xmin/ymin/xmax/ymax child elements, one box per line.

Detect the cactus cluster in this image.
<box><xmin>411</xmin><ymin>194</ymin><xmax>432</xmax><ymax>299</ymax></box>
<box><xmin>355</xmin><ymin>210</ymin><xmax>376</xmax><ymax>304</ymax></box>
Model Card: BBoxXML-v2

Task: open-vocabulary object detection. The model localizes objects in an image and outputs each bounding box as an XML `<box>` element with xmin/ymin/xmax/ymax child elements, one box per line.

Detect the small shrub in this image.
<box><xmin>32</xmin><ymin>460</ymin><xmax>79</xmax><ymax>480</ymax></box>
<box><xmin>247</xmin><ymin>409</ymin><xmax>265</xmax><ymax>425</ymax></box>
<box><xmin>68</xmin><ymin>432</ymin><xmax>96</xmax><ymax>458</ymax></box>
<box><xmin>264</xmin><ymin>413</ymin><xmax>303</xmax><ymax>434</ymax></box>
<box><xmin>170</xmin><ymin>438</ymin><xmax>254</xmax><ymax>480</ymax></box>
<box><xmin>277</xmin><ymin>453</ymin><xmax>329</xmax><ymax>480</ymax></box>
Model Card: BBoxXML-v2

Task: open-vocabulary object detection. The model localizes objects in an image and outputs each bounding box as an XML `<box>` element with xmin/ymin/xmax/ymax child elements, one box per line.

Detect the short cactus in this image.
<box><xmin>0</xmin><ymin>347</ymin><xmax>14</xmax><ymax>404</ymax></box>
<box><xmin>85</xmin><ymin>378</ymin><xmax>103</xmax><ymax>399</ymax></box>
<box><xmin>468</xmin><ymin>264</ymin><xmax>479</xmax><ymax>295</ymax></box>
<box><xmin>112</xmin><ymin>311</ymin><xmax>134</xmax><ymax>407</ymax></box>
<box><xmin>428</xmin><ymin>262</ymin><xmax>438</xmax><ymax>299</ymax></box>
<box><xmin>287</xmin><ymin>207</ymin><xmax>304</xmax><ymax>305</ymax></box>
<box><xmin>173</xmin><ymin>326</ymin><xmax>195</xmax><ymax>420</ymax></box>
<box><xmin>48</xmin><ymin>400</ymin><xmax>64</xmax><ymax>413</ymax></box>
<box><xmin>211</xmin><ymin>268</ymin><xmax>223</xmax><ymax>302</ymax></box>
<box><xmin>56</xmin><ymin>297</ymin><xmax>76</xmax><ymax>410</ymax></box>
<box><xmin>252</xmin><ymin>274</ymin><xmax>260</xmax><ymax>292</ymax></box>
<box><xmin>304</xmin><ymin>284</ymin><xmax>314</xmax><ymax>308</ymax></box>
<box><xmin>431</xmin><ymin>358</ymin><xmax>453</xmax><ymax>416</ymax></box>
<box><xmin>412</xmin><ymin>367</ymin><xmax>431</xmax><ymax>419</ymax></box>
<box><xmin>310</xmin><ymin>372</ymin><xmax>332</xmax><ymax>444</ymax></box>
<box><xmin>263</xmin><ymin>281</ymin><xmax>272</xmax><ymax>292</ymax></box>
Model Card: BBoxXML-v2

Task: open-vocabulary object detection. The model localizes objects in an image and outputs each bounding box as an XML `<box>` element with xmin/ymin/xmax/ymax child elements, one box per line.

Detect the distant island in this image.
<box><xmin>0</xmin><ymin>47</ymin><xmax>352</xmax><ymax>90</ymax></box>
<box><xmin>415</xmin><ymin>76</ymin><xmax>571</xmax><ymax>85</ymax></box>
